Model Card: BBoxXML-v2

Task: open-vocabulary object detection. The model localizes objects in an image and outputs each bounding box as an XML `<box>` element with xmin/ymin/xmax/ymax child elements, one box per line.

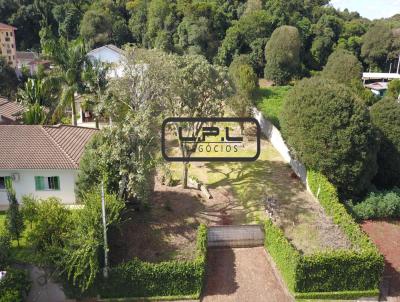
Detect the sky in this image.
<box><xmin>330</xmin><ymin>0</ymin><xmax>400</xmax><ymax>20</ymax></box>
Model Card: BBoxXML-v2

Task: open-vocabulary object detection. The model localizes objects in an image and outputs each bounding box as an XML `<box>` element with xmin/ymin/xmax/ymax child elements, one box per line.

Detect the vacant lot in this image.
<box><xmin>111</xmin><ymin>138</ymin><xmax>351</xmax><ymax>263</ymax></box>
<box><xmin>175</xmin><ymin>140</ymin><xmax>350</xmax><ymax>254</ymax></box>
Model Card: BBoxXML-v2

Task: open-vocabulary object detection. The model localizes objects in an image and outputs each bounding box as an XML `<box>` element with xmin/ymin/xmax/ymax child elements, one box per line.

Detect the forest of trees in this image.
<box><xmin>1</xmin><ymin>0</ymin><xmax>400</xmax><ymax>77</ymax></box>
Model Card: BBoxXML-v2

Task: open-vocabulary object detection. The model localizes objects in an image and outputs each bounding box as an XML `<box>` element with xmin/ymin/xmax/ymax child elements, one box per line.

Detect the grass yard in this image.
<box><xmin>254</xmin><ymin>86</ymin><xmax>291</xmax><ymax>129</ymax></box>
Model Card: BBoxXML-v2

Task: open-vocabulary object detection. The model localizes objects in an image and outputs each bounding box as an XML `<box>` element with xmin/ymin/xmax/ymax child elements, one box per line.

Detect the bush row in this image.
<box><xmin>352</xmin><ymin>188</ymin><xmax>400</xmax><ymax>219</ymax></box>
<box><xmin>95</xmin><ymin>224</ymin><xmax>207</xmax><ymax>299</ymax></box>
<box><xmin>295</xmin><ymin>289</ymin><xmax>380</xmax><ymax>300</ymax></box>
<box><xmin>264</xmin><ymin>171</ymin><xmax>384</xmax><ymax>296</ymax></box>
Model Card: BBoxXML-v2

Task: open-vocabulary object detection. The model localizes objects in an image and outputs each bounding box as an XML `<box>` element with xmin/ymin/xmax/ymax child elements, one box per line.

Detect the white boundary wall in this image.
<box><xmin>253</xmin><ymin>107</ymin><xmax>308</xmax><ymax>184</ymax></box>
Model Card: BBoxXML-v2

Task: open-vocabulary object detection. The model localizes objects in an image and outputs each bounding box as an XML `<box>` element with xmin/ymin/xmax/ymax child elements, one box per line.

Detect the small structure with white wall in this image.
<box><xmin>0</xmin><ymin>125</ymin><xmax>98</xmax><ymax>207</ymax></box>
<box><xmin>87</xmin><ymin>44</ymin><xmax>125</xmax><ymax>78</ymax></box>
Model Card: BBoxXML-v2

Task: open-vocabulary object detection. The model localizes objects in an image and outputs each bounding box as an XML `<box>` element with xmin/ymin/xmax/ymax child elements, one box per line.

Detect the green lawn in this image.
<box><xmin>254</xmin><ymin>86</ymin><xmax>291</xmax><ymax>129</ymax></box>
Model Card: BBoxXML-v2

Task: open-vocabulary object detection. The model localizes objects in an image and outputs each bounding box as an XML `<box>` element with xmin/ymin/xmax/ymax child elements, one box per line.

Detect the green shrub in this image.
<box><xmin>0</xmin><ymin>268</ymin><xmax>31</xmax><ymax>302</ymax></box>
<box><xmin>95</xmin><ymin>224</ymin><xmax>207</xmax><ymax>299</ymax></box>
<box><xmin>297</xmin><ymin>250</ymin><xmax>383</xmax><ymax>292</ymax></box>
<box><xmin>264</xmin><ymin>26</ymin><xmax>301</xmax><ymax>85</ymax></box>
<box><xmin>28</xmin><ymin>197</ymin><xmax>71</xmax><ymax>251</ymax></box>
<box><xmin>322</xmin><ymin>48</ymin><xmax>362</xmax><ymax>85</ymax></box>
<box><xmin>353</xmin><ymin>189</ymin><xmax>400</xmax><ymax>219</ymax></box>
<box><xmin>370</xmin><ymin>98</ymin><xmax>400</xmax><ymax>188</ymax></box>
<box><xmin>281</xmin><ymin>77</ymin><xmax>379</xmax><ymax>198</ymax></box>
<box><xmin>0</xmin><ymin>230</ymin><xmax>11</xmax><ymax>269</ymax></box>
<box><xmin>264</xmin><ymin>219</ymin><xmax>300</xmax><ymax>292</ymax></box>
<box><xmin>295</xmin><ymin>289</ymin><xmax>379</xmax><ymax>300</ymax></box>
<box><xmin>307</xmin><ymin>170</ymin><xmax>379</xmax><ymax>251</ymax></box>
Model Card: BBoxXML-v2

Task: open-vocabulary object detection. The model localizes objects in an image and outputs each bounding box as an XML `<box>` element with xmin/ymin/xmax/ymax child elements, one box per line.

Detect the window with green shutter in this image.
<box><xmin>35</xmin><ymin>176</ymin><xmax>60</xmax><ymax>191</ymax></box>
<box><xmin>0</xmin><ymin>176</ymin><xmax>11</xmax><ymax>190</ymax></box>
<box><xmin>35</xmin><ymin>176</ymin><xmax>45</xmax><ymax>190</ymax></box>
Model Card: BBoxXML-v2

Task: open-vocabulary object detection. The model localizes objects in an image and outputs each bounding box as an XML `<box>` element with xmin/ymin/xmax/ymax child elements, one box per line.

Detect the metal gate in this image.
<box><xmin>207</xmin><ymin>225</ymin><xmax>264</xmax><ymax>248</ymax></box>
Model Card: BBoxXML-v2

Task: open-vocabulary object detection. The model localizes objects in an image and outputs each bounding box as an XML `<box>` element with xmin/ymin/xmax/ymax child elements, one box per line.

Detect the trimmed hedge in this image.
<box><xmin>96</xmin><ymin>224</ymin><xmax>207</xmax><ymax>299</ymax></box>
<box><xmin>264</xmin><ymin>171</ymin><xmax>384</xmax><ymax>296</ymax></box>
<box><xmin>307</xmin><ymin>170</ymin><xmax>379</xmax><ymax>251</ymax></box>
<box><xmin>295</xmin><ymin>288</ymin><xmax>379</xmax><ymax>300</ymax></box>
<box><xmin>264</xmin><ymin>219</ymin><xmax>300</xmax><ymax>293</ymax></box>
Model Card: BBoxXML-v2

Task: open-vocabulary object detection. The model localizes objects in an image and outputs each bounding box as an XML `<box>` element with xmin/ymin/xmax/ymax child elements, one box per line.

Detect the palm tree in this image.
<box><xmin>42</xmin><ymin>37</ymin><xmax>88</xmax><ymax>126</ymax></box>
<box><xmin>17</xmin><ymin>78</ymin><xmax>60</xmax><ymax>124</ymax></box>
<box><xmin>81</xmin><ymin>59</ymin><xmax>110</xmax><ymax>128</ymax></box>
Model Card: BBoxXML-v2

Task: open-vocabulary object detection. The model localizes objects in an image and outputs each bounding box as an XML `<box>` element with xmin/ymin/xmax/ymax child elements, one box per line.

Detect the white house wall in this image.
<box><xmin>0</xmin><ymin>169</ymin><xmax>78</xmax><ymax>206</ymax></box>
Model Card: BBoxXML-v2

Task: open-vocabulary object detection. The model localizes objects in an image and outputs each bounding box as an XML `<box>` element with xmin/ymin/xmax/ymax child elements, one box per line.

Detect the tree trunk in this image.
<box><xmin>71</xmin><ymin>96</ymin><xmax>77</xmax><ymax>126</ymax></box>
<box><xmin>95</xmin><ymin>117</ymin><xmax>99</xmax><ymax>129</ymax></box>
<box><xmin>182</xmin><ymin>162</ymin><xmax>188</xmax><ymax>189</ymax></box>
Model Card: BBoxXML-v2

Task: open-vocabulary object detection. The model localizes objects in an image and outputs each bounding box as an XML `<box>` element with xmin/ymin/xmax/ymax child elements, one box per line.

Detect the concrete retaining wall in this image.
<box><xmin>253</xmin><ymin>107</ymin><xmax>307</xmax><ymax>184</ymax></box>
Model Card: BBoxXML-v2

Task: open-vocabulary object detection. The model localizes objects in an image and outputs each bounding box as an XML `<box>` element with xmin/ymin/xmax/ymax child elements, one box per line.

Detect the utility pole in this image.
<box><xmin>101</xmin><ymin>181</ymin><xmax>109</xmax><ymax>278</ymax></box>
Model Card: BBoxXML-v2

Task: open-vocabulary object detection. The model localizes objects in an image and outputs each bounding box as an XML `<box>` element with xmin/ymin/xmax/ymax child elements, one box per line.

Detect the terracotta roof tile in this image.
<box><xmin>0</xmin><ymin>23</ymin><xmax>17</xmax><ymax>30</ymax></box>
<box><xmin>0</xmin><ymin>125</ymin><xmax>98</xmax><ymax>170</ymax></box>
<box><xmin>0</xmin><ymin>98</ymin><xmax>24</xmax><ymax>123</ymax></box>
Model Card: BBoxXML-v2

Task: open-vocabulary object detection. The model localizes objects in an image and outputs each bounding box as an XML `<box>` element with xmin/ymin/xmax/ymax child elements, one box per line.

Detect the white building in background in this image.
<box><xmin>87</xmin><ymin>44</ymin><xmax>125</xmax><ymax>78</ymax></box>
<box><xmin>0</xmin><ymin>125</ymin><xmax>98</xmax><ymax>208</ymax></box>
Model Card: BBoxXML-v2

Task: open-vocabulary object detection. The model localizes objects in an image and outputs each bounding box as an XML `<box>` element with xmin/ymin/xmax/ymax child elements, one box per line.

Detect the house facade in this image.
<box><xmin>87</xmin><ymin>44</ymin><xmax>125</xmax><ymax>78</ymax></box>
<box><xmin>0</xmin><ymin>23</ymin><xmax>17</xmax><ymax>67</ymax></box>
<box><xmin>0</xmin><ymin>125</ymin><xmax>98</xmax><ymax>207</ymax></box>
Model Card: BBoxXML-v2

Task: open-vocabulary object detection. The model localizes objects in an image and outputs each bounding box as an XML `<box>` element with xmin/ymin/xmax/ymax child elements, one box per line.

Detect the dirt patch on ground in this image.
<box><xmin>202</xmin><ymin>247</ymin><xmax>294</xmax><ymax>302</ymax></box>
<box><xmin>110</xmin><ymin>178</ymin><xmax>246</xmax><ymax>263</ymax></box>
<box><xmin>111</xmin><ymin>139</ymin><xmax>352</xmax><ymax>263</ymax></box>
<box><xmin>177</xmin><ymin>140</ymin><xmax>351</xmax><ymax>254</ymax></box>
<box><xmin>362</xmin><ymin>220</ymin><xmax>400</xmax><ymax>298</ymax></box>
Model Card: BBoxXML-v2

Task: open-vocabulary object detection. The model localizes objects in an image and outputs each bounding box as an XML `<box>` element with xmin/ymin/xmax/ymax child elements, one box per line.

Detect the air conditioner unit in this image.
<box><xmin>11</xmin><ymin>173</ymin><xmax>20</xmax><ymax>182</ymax></box>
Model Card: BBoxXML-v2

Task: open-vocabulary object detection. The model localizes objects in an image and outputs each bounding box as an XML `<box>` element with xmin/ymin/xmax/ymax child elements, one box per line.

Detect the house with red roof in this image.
<box><xmin>0</xmin><ymin>125</ymin><xmax>98</xmax><ymax>207</ymax></box>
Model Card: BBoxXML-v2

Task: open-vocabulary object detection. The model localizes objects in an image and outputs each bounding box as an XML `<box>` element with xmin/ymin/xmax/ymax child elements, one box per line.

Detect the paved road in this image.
<box><xmin>202</xmin><ymin>247</ymin><xmax>294</xmax><ymax>302</ymax></box>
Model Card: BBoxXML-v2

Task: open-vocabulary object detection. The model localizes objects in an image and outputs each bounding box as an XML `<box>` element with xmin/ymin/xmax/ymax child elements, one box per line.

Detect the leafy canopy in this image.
<box><xmin>281</xmin><ymin>77</ymin><xmax>378</xmax><ymax>198</ymax></box>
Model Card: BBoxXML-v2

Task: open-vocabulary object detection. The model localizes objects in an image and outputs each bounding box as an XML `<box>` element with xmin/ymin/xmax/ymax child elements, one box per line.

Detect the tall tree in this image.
<box><xmin>42</xmin><ymin>35</ymin><xmax>88</xmax><ymax>126</ymax></box>
<box><xmin>322</xmin><ymin>48</ymin><xmax>362</xmax><ymax>84</ymax></box>
<box><xmin>0</xmin><ymin>57</ymin><xmax>18</xmax><ymax>98</ymax></box>
<box><xmin>361</xmin><ymin>23</ymin><xmax>398</xmax><ymax>71</ymax></box>
<box><xmin>281</xmin><ymin>77</ymin><xmax>378</xmax><ymax>198</ymax></box>
<box><xmin>81</xmin><ymin>60</ymin><xmax>110</xmax><ymax>128</ymax></box>
<box><xmin>5</xmin><ymin>180</ymin><xmax>24</xmax><ymax>247</ymax></box>
<box><xmin>264</xmin><ymin>25</ymin><xmax>301</xmax><ymax>85</ymax></box>
<box><xmin>164</xmin><ymin>54</ymin><xmax>233</xmax><ymax>187</ymax></box>
<box><xmin>228</xmin><ymin>56</ymin><xmax>258</xmax><ymax>133</ymax></box>
<box><xmin>370</xmin><ymin>97</ymin><xmax>400</xmax><ymax>188</ymax></box>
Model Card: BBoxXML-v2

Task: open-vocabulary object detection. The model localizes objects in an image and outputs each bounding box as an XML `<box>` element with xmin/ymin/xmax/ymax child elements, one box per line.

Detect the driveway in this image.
<box><xmin>202</xmin><ymin>247</ymin><xmax>294</xmax><ymax>302</ymax></box>
<box><xmin>362</xmin><ymin>220</ymin><xmax>400</xmax><ymax>301</ymax></box>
